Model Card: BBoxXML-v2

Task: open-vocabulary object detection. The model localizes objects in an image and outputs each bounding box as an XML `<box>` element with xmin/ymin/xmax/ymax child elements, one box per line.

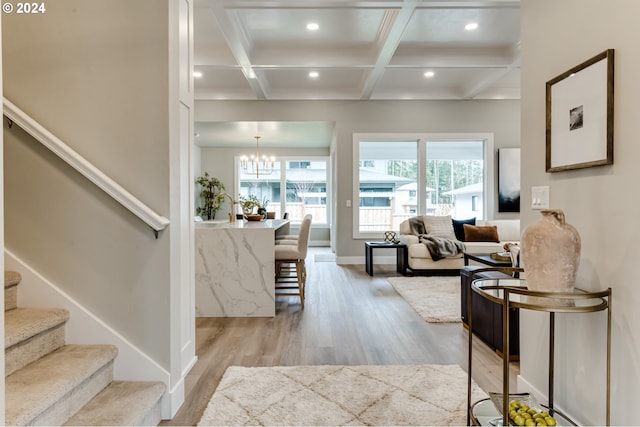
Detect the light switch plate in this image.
<box><xmin>531</xmin><ymin>186</ymin><xmax>550</xmax><ymax>209</ymax></box>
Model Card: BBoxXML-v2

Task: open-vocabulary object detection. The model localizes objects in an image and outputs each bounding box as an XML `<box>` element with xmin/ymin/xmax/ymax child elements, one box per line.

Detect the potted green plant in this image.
<box><xmin>195</xmin><ymin>172</ymin><xmax>226</xmax><ymax>220</ymax></box>
<box><xmin>237</xmin><ymin>194</ymin><xmax>259</xmax><ymax>215</ymax></box>
<box><xmin>256</xmin><ymin>196</ymin><xmax>270</xmax><ymax>218</ymax></box>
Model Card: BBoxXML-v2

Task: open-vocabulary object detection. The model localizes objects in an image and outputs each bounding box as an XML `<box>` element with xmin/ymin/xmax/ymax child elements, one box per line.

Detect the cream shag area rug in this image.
<box><xmin>197</xmin><ymin>364</ymin><xmax>487</xmax><ymax>426</ymax></box>
<box><xmin>387</xmin><ymin>276</ymin><xmax>461</xmax><ymax>323</ymax></box>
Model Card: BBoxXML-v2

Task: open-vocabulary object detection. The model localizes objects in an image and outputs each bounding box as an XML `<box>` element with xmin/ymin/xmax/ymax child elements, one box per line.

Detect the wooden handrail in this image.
<box><xmin>3</xmin><ymin>97</ymin><xmax>170</xmax><ymax>235</ymax></box>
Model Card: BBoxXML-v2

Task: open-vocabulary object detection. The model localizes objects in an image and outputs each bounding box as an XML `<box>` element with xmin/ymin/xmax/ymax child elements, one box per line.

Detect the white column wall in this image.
<box><xmin>520</xmin><ymin>1</ymin><xmax>640</xmax><ymax>424</ymax></box>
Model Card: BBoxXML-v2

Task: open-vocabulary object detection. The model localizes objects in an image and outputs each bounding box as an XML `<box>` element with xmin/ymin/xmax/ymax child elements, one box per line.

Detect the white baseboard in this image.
<box><xmin>516</xmin><ymin>374</ymin><xmax>548</xmax><ymax>405</ymax></box>
<box><xmin>4</xmin><ymin>250</ymin><xmax>183</xmax><ymax>419</ymax></box>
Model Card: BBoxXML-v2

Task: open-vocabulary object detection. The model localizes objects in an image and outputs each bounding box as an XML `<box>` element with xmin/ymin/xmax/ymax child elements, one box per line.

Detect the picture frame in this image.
<box><xmin>498</xmin><ymin>148</ymin><xmax>520</xmax><ymax>212</ymax></box>
<box><xmin>546</xmin><ymin>49</ymin><xmax>614</xmax><ymax>172</ymax></box>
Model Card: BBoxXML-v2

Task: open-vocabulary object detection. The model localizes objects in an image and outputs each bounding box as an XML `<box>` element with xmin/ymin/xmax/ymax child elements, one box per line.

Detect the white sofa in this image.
<box><xmin>397</xmin><ymin>216</ymin><xmax>520</xmax><ymax>274</ymax></box>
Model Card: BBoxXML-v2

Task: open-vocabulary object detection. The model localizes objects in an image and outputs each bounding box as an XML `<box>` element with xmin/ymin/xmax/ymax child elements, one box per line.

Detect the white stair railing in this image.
<box><xmin>3</xmin><ymin>97</ymin><xmax>170</xmax><ymax>236</ymax></box>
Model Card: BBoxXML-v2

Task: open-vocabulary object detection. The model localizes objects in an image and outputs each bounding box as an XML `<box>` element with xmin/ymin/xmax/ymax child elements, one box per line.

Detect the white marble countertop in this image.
<box><xmin>196</xmin><ymin>219</ymin><xmax>289</xmax><ymax>230</ymax></box>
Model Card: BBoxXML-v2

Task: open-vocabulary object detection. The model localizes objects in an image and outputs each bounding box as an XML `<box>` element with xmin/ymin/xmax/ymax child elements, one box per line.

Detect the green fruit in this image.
<box><xmin>536</xmin><ymin>422</ymin><xmax>547</xmax><ymax>427</ymax></box>
<box><xmin>514</xmin><ymin>415</ymin><xmax>526</xmax><ymax>426</ymax></box>
<box><xmin>525</xmin><ymin>419</ymin><xmax>536</xmax><ymax>427</ymax></box>
<box><xmin>545</xmin><ymin>417</ymin><xmax>556</xmax><ymax>426</ymax></box>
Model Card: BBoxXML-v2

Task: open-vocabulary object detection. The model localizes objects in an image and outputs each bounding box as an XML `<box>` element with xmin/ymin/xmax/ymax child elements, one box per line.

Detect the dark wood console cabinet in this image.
<box><xmin>460</xmin><ymin>266</ymin><xmax>520</xmax><ymax>357</ymax></box>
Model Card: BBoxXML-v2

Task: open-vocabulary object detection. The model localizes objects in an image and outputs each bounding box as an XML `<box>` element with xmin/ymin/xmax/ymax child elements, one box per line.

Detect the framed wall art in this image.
<box><xmin>498</xmin><ymin>148</ymin><xmax>520</xmax><ymax>212</ymax></box>
<box><xmin>546</xmin><ymin>49</ymin><xmax>614</xmax><ymax>172</ymax></box>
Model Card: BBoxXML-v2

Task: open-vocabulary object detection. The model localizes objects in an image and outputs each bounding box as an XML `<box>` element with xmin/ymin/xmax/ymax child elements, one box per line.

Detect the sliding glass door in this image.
<box><xmin>353</xmin><ymin>133</ymin><xmax>493</xmax><ymax>238</ymax></box>
<box><xmin>426</xmin><ymin>139</ymin><xmax>485</xmax><ymax>220</ymax></box>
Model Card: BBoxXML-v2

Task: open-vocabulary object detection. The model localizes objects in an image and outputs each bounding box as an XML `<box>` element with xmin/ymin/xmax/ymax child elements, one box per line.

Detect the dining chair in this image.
<box><xmin>266</xmin><ymin>211</ymin><xmax>276</xmax><ymax>219</ymax></box>
<box><xmin>275</xmin><ymin>213</ymin><xmax>311</xmax><ymax>244</ymax></box>
<box><xmin>282</xmin><ymin>212</ymin><xmax>289</xmax><ymax>219</ymax></box>
<box><xmin>274</xmin><ymin>214</ymin><xmax>312</xmax><ymax>308</ymax></box>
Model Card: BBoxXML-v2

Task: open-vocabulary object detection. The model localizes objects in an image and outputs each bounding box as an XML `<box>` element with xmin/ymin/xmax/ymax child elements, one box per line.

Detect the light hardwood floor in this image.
<box><xmin>162</xmin><ymin>247</ymin><xmax>518</xmax><ymax>426</ymax></box>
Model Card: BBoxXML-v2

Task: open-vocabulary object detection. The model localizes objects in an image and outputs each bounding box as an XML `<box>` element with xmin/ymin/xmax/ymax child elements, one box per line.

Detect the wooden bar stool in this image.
<box><xmin>274</xmin><ymin>214</ymin><xmax>312</xmax><ymax>308</ymax></box>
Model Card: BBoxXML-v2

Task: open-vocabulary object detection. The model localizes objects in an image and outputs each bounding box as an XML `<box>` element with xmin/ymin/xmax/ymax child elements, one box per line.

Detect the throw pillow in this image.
<box><xmin>423</xmin><ymin>215</ymin><xmax>456</xmax><ymax>240</ymax></box>
<box><xmin>452</xmin><ymin>217</ymin><xmax>476</xmax><ymax>241</ymax></box>
<box><xmin>463</xmin><ymin>224</ymin><xmax>500</xmax><ymax>242</ymax></box>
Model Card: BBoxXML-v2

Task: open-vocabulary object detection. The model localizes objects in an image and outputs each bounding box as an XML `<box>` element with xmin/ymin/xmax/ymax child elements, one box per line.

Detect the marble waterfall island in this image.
<box><xmin>195</xmin><ymin>219</ymin><xmax>290</xmax><ymax>317</ymax></box>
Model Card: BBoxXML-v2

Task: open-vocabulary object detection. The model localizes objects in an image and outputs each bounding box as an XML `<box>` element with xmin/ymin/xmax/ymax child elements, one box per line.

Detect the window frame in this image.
<box><xmin>352</xmin><ymin>132</ymin><xmax>495</xmax><ymax>239</ymax></box>
<box><xmin>234</xmin><ymin>155</ymin><xmax>331</xmax><ymax>227</ymax></box>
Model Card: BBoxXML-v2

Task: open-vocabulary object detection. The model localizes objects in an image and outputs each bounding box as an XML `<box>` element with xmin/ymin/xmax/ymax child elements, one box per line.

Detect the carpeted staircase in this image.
<box><xmin>4</xmin><ymin>270</ymin><xmax>166</xmax><ymax>426</ymax></box>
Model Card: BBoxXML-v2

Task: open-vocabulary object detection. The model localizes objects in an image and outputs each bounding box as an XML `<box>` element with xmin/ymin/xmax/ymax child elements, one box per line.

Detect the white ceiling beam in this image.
<box><xmin>207</xmin><ymin>0</ymin><xmax>268</xmax><ymax>99</ymax></box>
<box><xmin>460</xmin><ymin>45</ymin><xmax>520</xmax><ymax>99</ymax></box>
<box><xmin>359</xmin><ymin>4</ymin><xmax>417</xmax><ymax>99</ymax></box>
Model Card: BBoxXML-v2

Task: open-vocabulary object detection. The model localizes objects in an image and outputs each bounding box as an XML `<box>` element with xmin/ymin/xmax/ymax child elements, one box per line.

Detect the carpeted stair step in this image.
<box><xmin>5</xmin><ymin>344</ymin><xmax>118</xmax><ymax>426</ymax></box>
<box><xmin>64</xmin><ymin>380</ymin><xmax>166</xmax><ymax>426</ymax></box>
<box><xmin>5</xmin><ymin>307</ymin><xmax>70</xmax><ymax>376</ymax></box>
<box><xmin>5</xmin><ymin>270</ymin><xmax>22</xmax><ymax>311</ymax></box>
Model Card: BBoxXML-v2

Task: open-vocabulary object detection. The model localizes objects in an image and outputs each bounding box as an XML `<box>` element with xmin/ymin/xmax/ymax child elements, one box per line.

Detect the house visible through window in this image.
<box><xmin>353</xmin><ymin>133</ymin><xmax>491</xmax><ymax>238</ymax></box>
<box><xmin>238</xmin><ymin>157</ymin><xmax>329</xmax><ymax>225</ymax></box>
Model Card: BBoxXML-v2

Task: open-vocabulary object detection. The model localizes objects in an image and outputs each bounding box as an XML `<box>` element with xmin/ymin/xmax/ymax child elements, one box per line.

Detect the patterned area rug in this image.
<box><xmin>197</xmin><ymin>364</ymin><xmax>487</xmax><ymax>426</ymax></box>
<box><xmin>387</xmin><ymin>276</ymin><xmax>461</xmax><ymax>323</ymax></box>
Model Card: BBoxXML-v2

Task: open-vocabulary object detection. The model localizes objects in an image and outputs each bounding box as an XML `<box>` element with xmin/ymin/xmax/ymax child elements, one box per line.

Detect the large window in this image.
<box><xmin>353</xmin><ymin>133</ymin><xmax>494</xmax><ymax>238</ymax></box>
<box><xmin>426</xmin><ymin>140</ymin><xmax>485</xmax><ymax>219</ymax></box>
<box><xmin>356</xmin><ymin>140</ymin><xmax>418</xmax><ymax>233</ymax></box>
<box><xmin>238</xmin><ymin>157</ymin><xmax>329</xmax><ymax>225</ymax></box>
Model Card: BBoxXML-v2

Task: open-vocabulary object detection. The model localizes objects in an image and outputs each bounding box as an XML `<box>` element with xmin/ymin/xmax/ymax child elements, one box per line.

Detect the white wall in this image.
<box><xmin>0</xmin><ymin>13</ymin><xmax>5</xmax><ymax>424</ymax></box>
<box><xmin>195</xmin><ymin>99</ymin><xmax>521</xmax><ymax>258</ymax></box>
<box><xmin>520</xmin><ymin>1</ymin><xmax>640</xmax><ymax>424</ymax></box>
<box><xmin>3</xmin><ymin>0</ymin><xmax>172</xmax><ymax>368</ymax></box>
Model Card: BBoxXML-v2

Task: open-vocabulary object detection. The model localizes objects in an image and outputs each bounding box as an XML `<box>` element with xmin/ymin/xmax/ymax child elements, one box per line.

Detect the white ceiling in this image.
<box><xmin>194</xmin><ymin>0</ymin><xmax>521</xmax><ymax>147</ymax></box>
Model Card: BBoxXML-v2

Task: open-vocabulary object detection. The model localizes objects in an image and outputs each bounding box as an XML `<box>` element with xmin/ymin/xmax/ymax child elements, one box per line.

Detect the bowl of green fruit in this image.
<box><xmin>489</xmin><ymin>393</ymin><xmax>558</xmax><ymax>426</ymax></box>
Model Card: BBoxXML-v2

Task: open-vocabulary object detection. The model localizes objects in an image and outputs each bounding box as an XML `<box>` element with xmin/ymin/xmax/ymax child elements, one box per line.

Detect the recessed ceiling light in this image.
<box><xmin>309</xmin><ymin>71</ymin><xmax>319</xmax><ymax>78</ymax></box>
<box><xmin>306</xmin><ymin>23</ymin><xmax>319</xmax><ymax>31</ymax></box>
<box><xmin>465</xmin><ymin>22</ymin><xmax>478</xmax><ymax>31</ymax></box>
<box><xmin>424</xmin><ymin>71</ymin><xmax>435</xmax><ymax>78</ymax></box>
<box><xmin>193</xmin><ymin>71</ymin><xmax>203</xmax><ymax>78</ymax></box>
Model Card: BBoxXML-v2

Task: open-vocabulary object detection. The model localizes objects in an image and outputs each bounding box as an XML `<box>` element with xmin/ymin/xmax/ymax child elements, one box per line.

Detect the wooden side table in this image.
<box><xmin>365</xmin><ymin>241</ymin><xmax>408</xmax><ymax>276</ymax></box>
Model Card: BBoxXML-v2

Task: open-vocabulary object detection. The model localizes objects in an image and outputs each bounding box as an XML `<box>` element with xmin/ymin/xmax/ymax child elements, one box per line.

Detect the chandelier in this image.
<box><xmin>240</xmin><ymin>135</ymin><xmax>275</xmax><ymax>178</ymax></box>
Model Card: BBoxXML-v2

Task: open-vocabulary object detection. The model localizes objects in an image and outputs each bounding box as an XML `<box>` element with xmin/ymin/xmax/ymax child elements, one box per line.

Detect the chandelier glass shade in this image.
<box><xmin>240</xmin><ymin>136</ymin><xmax>275</xmax><ymax>178</ymax></box>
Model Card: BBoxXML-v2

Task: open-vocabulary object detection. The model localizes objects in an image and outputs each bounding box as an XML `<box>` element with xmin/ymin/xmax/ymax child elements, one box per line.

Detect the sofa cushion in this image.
<box><xmin>408</xmin><ymin>243</ymin><xmax>463</xmax><ymax>260</ymax></box>
<box><xmin>463</xmin><ymin>224</ymin><xmax>500</xmax><ymax>242</ymax></box>
<box><xmin>485</xmin><ymin>219</ymin><xmax>520</xmax><ymax>242</ymax></box>
<box><xmin>452</xmin><ymin>217</ymin><xmax>476</xmax><ymax>241</ymax></box>
<box><xmin>463</xmin><ymin>241</ymin><xmax>504</xmax><ymax>254</ymax></box>
<box><xmin>423</xmin><ymin>215</ymin><xmax>455</xmax><ymax>240</ymax></box>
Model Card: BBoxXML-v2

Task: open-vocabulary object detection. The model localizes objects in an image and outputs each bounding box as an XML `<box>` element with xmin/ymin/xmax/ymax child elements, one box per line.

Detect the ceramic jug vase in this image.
<box><xmin>521</xmin><ymin>209</ymin><xmax>581</xmax><ymax>293</ymax></box>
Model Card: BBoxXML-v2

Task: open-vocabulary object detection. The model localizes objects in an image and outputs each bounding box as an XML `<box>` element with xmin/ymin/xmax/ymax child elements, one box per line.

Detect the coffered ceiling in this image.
<box><xmin>194</xmin><ymin>0</ymin><xmax>520</xmax><ymax>101</ymax></box>
<box><xmin>193</xmin><ymin>0</ymin><xmax>520</xmax><ymax>147</ymax></box>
